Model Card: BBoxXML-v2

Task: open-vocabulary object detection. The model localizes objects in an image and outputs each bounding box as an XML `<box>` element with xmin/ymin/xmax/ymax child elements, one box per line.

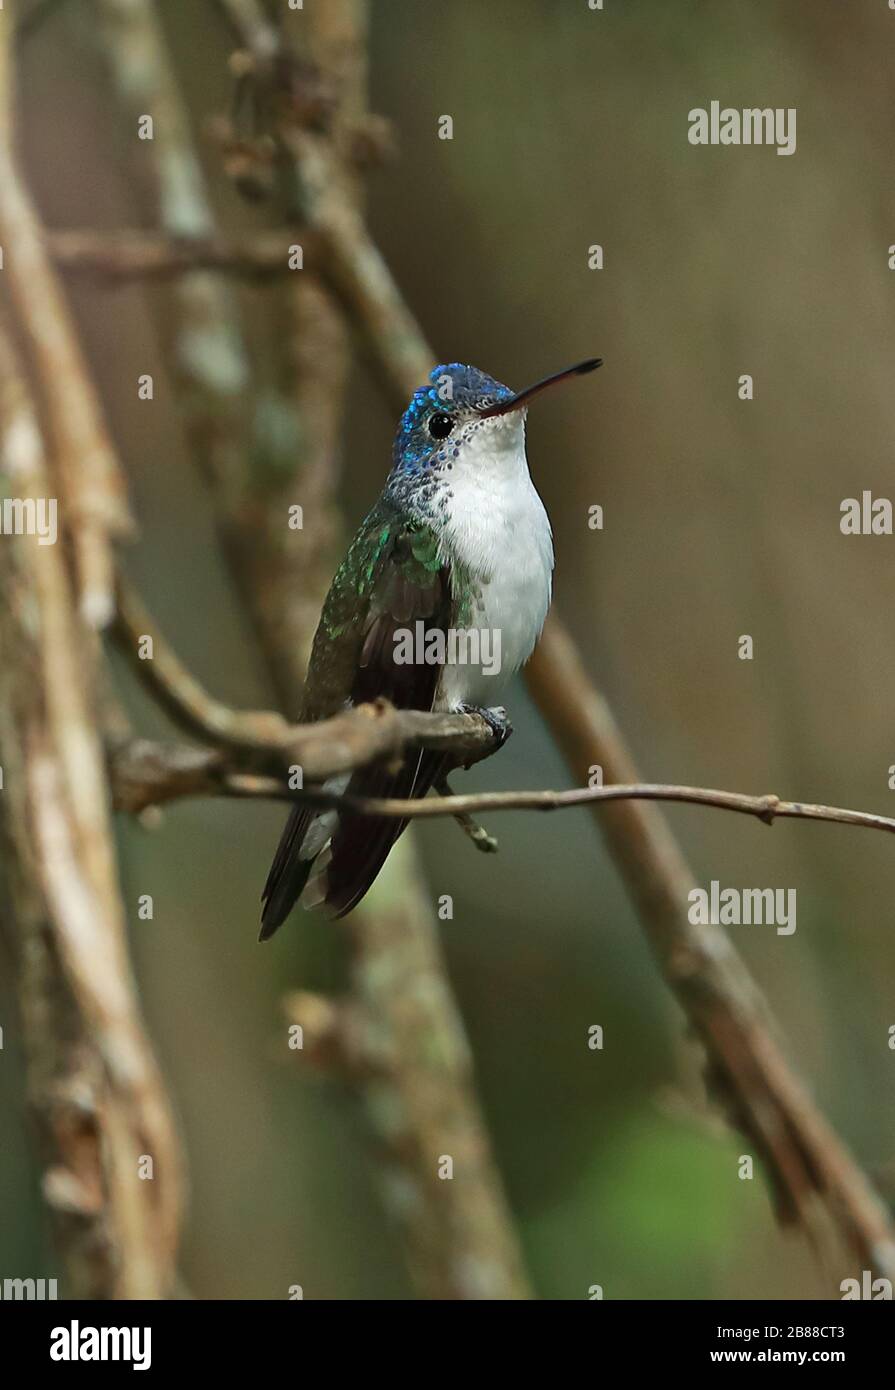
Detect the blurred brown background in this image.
<box><xmin>2</xmin><ymin>0</ymin><xmax>894</xmax><ymax>1299</ymax></box>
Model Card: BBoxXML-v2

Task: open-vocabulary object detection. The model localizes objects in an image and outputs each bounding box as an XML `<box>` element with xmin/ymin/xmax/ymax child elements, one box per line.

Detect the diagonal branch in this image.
<box><xmin>527</xmin><ymin>615</ymin><xmax>895</xmax><ymax>1280</ymax></box>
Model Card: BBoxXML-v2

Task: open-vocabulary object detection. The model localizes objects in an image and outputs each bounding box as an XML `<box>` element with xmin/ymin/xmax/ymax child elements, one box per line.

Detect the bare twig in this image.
<box><xmin>47</xmin><ymin>228</ymin><xmax>322</xmax><ymax>281</ymax></box>
<box><xmin>108</xmin><ymin>731</ymin><xmax>895</xmax><ymax>849</ymax></box>
<box><xmin>435</xmin><ymin>773</ymin><xmax>499</xmax><ymax>854</ymax></box>
<box><xmin>276</xmin><ymin>782</ymin><xmax>895</xmax><ymax>838</ymax></box>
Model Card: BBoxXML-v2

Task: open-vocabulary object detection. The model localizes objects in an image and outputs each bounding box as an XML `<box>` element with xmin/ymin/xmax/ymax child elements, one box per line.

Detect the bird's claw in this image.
<box><xmin>460</xmin><ymin>703</ymin><xmax>513</xmax><ymax>751</ymax></box>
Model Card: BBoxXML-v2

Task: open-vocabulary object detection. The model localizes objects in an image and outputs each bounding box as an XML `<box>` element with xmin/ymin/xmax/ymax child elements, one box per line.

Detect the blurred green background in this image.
<box><xmin>2</xmin><ymin>0</ymin><xmax>894</xmax><ymax>1299</ymax></box>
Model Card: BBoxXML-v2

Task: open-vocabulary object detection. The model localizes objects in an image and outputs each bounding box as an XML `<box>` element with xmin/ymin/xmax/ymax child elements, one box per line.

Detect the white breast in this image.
<box><xmin>435</xmin><ymin>416</ymin><xmax>554</xmax><ymax>710</ymax></box>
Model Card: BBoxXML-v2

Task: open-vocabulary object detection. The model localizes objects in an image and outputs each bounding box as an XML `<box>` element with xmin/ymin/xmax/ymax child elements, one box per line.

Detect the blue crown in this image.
<box><xmin>393</xmin><ymin>364</ymin><xmax>513</xmax><ymax>471</ymax></box>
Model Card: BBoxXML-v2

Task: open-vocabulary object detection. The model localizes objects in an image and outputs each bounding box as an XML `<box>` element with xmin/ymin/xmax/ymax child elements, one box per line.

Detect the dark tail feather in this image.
<box><xmin>260</xmin><ymin>752</ymin><xmax>445</xmax><ymax>935</ymax></box>
<box><xmin>259</xmin><ymin>804</ymin><xmax>315</xmax><ymax>940</ymax></box>
<box><xmin>325</xmin><ymin>751</ymin><xmax>445</xmax><ymax>918</ymax></box>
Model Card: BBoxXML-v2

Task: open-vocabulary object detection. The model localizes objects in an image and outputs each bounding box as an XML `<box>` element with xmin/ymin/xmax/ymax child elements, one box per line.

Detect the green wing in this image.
<box><xmin>261</xmin><ymin>501</ymin><xmax>457</xmax><ymax>934</ymax></box>
<box><xmin>301</xmin><ymin>500</ymin><xmax>455</xmax><ymax>719</ymax></box>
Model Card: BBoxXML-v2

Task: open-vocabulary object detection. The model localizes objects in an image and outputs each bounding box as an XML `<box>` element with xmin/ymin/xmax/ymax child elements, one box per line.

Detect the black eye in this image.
<box><xmin>428</xmin><ymin>412</ymin><xmax>453</xmax><ymax>439</ymax></box>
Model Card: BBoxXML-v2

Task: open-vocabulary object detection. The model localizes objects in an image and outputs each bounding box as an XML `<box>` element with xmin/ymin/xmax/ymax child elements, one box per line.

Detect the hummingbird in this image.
<box><xmin>260</xmin><ymin>356</ymin><xmax>602</xmax><ymax>937</ymax></box>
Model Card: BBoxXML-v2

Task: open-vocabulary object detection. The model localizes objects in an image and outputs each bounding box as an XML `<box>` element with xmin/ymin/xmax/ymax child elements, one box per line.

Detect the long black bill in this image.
<box><xmin>476</xmin><ymin>357</ymin><xmax>602</xmax><ymax>418</ymax></box>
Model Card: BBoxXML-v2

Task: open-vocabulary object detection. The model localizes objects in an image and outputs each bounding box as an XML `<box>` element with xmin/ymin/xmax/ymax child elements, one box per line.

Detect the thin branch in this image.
<box><xmin>47</xmin><ymin>228</ymin><xmax>322</xmax><ymax>281</ymax></box>
<box><xmin>277</xmin><ymin>782</ymin><xmax>895</xmax><ymax>838</ymax></box>
<box><xmin>435</xmin><ymin>773</ymin><xmax>499</xmax><ymax>854</ymax></box>
<box><xmin>107</xmin><ymin>733</ymin><xmax>895</xmax><ymax>846</ymax></box>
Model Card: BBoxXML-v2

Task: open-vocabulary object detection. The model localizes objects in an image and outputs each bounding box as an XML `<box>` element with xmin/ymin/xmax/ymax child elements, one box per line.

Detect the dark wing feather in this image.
<box><xmin>324</xmin><ymin>752</ymin><xmax>445</xmax><ymax>919</ymax></box>
<box><xmin>259</xmin><ymin>804</ymin><xmax>315</xmax><ymax>940</ymax></box>
<box><xmin>260</xmin><ymin>507</ymin><xmax>453</xmax><ymax>936</ymax></box>
<box><xmin>324</xmin><ymin>535</ymin><xmax>451</xmax><ymax>917</ymax></box>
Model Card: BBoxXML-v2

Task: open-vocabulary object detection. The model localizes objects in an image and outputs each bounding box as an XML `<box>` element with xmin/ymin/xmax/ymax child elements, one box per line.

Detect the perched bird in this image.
<box><xmin>260</xmin><ymin>357</ymin><xmax>601</xmax><ymax>936</ymax></box>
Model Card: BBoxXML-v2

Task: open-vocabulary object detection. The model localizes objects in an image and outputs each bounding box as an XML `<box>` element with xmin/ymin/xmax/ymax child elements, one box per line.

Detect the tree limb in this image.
<box><xmin>46</xmin><ymin>228</ymin><xmax>323</xmax><ymax>281</ymax></box>
<box><xmin>106</xmin><ymin>729</ymin><xmax>895</xmax><ymax>847</ymax></box>
<box><xmin>107</xmin><ymin>705</ymin><xmax>500</xmax><ymax>814</ymax></box>
<box><xmin>110</xmin><ymin>574</ymin><xmax>499</xmax><ymax>788</ymax></box>
<box><xmin>0</xmin><ymin>322</ymin><xmax>182</xmax><ymax>1298</ymax></box>
<box><xmin>286</xmin><ymin>782</ymin><xmax>895</xmax><ymax>839</ymax></box>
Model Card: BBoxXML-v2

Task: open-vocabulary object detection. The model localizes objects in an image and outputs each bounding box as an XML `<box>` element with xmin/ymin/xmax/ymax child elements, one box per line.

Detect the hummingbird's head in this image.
<box><xmin>390</xmin><ymin>359</ymin><xmax>602</xmax><ymax>482</ymax></box>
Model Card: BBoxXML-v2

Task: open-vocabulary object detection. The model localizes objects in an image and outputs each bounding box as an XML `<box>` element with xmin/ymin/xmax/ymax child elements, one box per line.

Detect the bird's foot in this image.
<box><xmin>459</xmin><ymin>703</ymin><xmax>514</xmax><ymax>751</ymax></box>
